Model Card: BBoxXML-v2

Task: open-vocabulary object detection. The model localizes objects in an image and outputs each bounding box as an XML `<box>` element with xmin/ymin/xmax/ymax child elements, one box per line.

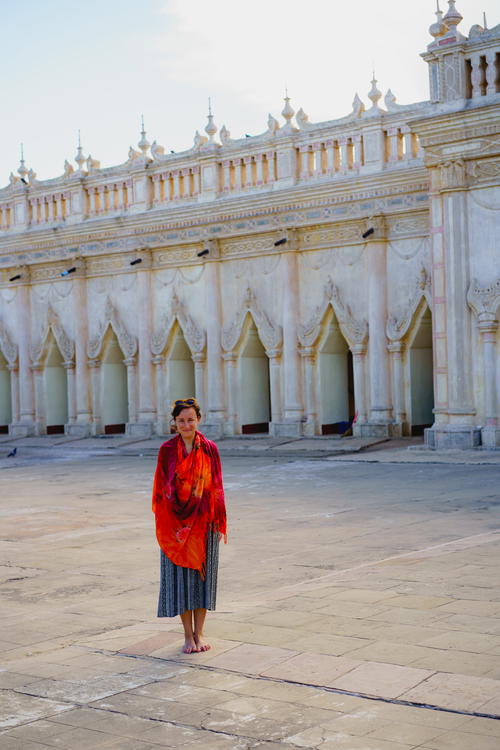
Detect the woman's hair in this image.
<box><xmin>171</xmin><ymin>397</ymin><xmax>202</xmax><ymax>420</ymax></box>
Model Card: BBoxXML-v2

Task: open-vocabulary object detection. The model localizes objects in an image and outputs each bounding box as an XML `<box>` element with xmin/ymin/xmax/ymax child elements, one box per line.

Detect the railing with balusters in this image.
<box><xmin>0</xmin><ymin>109</ymin><xmax>425</xmax><ymax>233</ymax></box>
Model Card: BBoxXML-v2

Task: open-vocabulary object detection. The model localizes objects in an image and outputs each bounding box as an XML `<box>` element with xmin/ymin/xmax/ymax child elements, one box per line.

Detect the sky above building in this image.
<box><xmin>1</xmin><ymin>0</ymin><xmax>498</xmax><ymax>183</ymax></box>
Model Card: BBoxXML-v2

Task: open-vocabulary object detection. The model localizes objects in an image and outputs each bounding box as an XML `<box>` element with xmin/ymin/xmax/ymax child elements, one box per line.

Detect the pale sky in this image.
<box><xmin>1</xmin><ymin>0</ymin><xmax>498</xmax><ymax>183</ymax></box>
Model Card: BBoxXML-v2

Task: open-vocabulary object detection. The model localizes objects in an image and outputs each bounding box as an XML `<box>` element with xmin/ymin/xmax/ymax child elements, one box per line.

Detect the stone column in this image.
<box><xmin>479</xmin><ymin>317</ymin><xmax>500</xmax><ymax>448</ymax></box>
<box><xmin>64</xmin><ymin>362</ymin><xmax>77</xmax><ymax>427</ymax></box>
<box><xmin>88</xmin><ymin>358</ymin><xmax>102</xmax><ymax>435</ymax></box>
<box><xmin>267</xmin><ymin>349</ymin><xmax>282</xmax><ymax>434</ymax></box>
<box><xmin>222</xmin><ymin>352</ymin><xmax>238</xmax><ymax>436</ymax></box>
<box><xmin>485</xmin><ymin>50</ymin><xmax>497</xmax><ymax>96</ymax></box>
<box><xmin>300</xmin><ymin>346</ymin><xmax>318</xmax><ymax>436</ymax></box>
<box><xmin>204</xmin><ymin>256</ymin><xmax>225</xmax><ymax>437</ymax></box>
<box><xmin>32</xmin><ymin>363</ymin><xmax>45</xmax><ymax>435</ymax></box>
<box><xmin>364</xmin><ymin>217</ymin><xmax>393</xmax><ymax>435</ymax></box>
<box><xmin>388</xmin><ymin>341</ymin><xmax>406</xmax><ymax>435</ymax></box>
<box><xmin>135</xmin><ymin>256</ymin><xmax>155</xmax><ymax>436</ymax></box>
<box><xmin>280</xmin><ymin>246</ymin><xmax>303</xmax><ymax>436</ymax></box>
<box><xmin>7</xmin><ymin>364</ymin><xmax>20</xmax><ymax>426</ymax></box>
<box><xmin>67</xmin><ymin>272</ymin><xmax>92</xmax><ymax>436</ymax></box>
<box><xmin>152</xmin><ymin>356</ymin><xmax>166</xmax><ymax>434</ymax></box>
<box><xmin>124</xmin><ymin>357</ymin><xmax>138</xmax><ymax>431</ymax></box>
<box><xmin>351</xmin><ymin>344</ymin><xmax>368</xmax><ymax>434</ymax></box>
<box><xmin>192</xmin><ymin>352</ymin><xmax>206</xmax><ymax>408</ymax></box>
<box><xmin>12</xmin><ymin>279</ymin><xmax>35</xmax><ymax>436</ymax></box>
<box><xmin>433</xmin><ymin>160</ymin><xmax>479</xmax><ymax>448</ymax></box>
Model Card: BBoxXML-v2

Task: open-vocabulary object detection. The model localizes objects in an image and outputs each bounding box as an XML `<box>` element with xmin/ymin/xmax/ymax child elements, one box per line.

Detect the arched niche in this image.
<box><xmin>101</xmin><ymin>327</ymin><xmax>128</xmax><ymax>433</ymax></box>
<box><xmin>43</xmin><ymin>332</ymin><xmax>68</xmax><ymax>434</ymax></box>
<box><xmin>407</xmin><ymin>302</ymin><xmax>434</xmax><ymax>435</ymax></box>
<box><xmin>317</xmin><ymin>306</ymin><xmax>354</xmax><ymax>434</ymax></box>
<box><xmin>0</xmin><ymin>351</ymin><xmax>11</xmax><ymax>432</ymax></box>
<box><xmin>163</xmin><ymin>321</ymin><xmax>196</xmax><ymax>410</ymax></box>
<box><xmin>237</xmin><ymin>313</ymin><xmax>271</xmax><ymax>433</ymax></box>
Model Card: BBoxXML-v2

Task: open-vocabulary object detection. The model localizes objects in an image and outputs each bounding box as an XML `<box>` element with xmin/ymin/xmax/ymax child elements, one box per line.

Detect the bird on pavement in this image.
<box><xmin>7</xmin><ymin>447</ymin><xmax>17</xmax><ymax>457</ymax></box>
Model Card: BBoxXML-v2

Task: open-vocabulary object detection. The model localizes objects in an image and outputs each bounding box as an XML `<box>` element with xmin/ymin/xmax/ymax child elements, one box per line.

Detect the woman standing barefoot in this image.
<box><xmin>152</xmin><ymin>398</ymin><xmax>227</xmax><ymax>654</ymax></box>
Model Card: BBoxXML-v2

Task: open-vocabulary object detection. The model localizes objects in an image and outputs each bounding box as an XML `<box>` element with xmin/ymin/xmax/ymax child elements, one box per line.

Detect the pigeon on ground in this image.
<box><xmin>7</xmin><ymin>448</ymin><xmax>17</xmax><ymax>457</ymax></box>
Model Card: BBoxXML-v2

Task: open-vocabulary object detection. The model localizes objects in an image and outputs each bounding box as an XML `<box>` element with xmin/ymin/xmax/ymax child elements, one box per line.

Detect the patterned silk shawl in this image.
<box><xmin>152</xmin><ymin>432</ymin><xmax>227</xmax><ymax>580</ymax></box>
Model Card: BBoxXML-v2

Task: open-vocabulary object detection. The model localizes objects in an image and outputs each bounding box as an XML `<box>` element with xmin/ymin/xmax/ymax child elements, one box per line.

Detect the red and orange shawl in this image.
<box><xmin>152</xmin><ymin>432</ymin><xmax>227</xmax><ymax>580</ymax></box>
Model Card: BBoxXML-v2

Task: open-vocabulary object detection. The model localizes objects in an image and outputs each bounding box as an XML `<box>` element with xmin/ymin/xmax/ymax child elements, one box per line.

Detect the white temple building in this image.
<box><xmin>0</xmin><ymin>1</ymin><xmax>499</xmax><ymax>449</ymax></box>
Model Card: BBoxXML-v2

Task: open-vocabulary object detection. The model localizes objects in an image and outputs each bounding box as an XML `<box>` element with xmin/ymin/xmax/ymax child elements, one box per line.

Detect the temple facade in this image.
<box><xmin>0</xmin><ymin>2</ymin><xmax>499</xmax><ymax>449</ymax></box>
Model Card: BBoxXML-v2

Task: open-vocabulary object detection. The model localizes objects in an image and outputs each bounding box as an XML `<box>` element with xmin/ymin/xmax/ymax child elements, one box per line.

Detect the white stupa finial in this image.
<box><xmin>281</xmin><ymin>91</ymin><xmax>294</xmax><ymax>125</ymax></box>
<box><xmin>205</xmin><ymin>98</ymin><xmax>217</xmax><ymax>142</ymax></box>
<box><xmin>17</xmin><ymin>143</ymin><xmax>28</xmax><ymax>180</ymax></box>
<box><xmin>443</xmin><ymin>0</ymin><xmax>463</xmax><ymax>29</ymax></box>
<box><xmin>368</xmin><ymin>73</ymin><xmax>382</xmax><ymax>109</ymax></box>
<box><xmin>138</xmin><ymin>114</ymin><xmax>150</xmax><ymax>156</ymax></box>
<box><xmin>429</xmin><ymin>1</ymin><xmax>448</xmax><ymax>37</ymax></box>
<box><xmin>75</xmin><ymin>129</ymin><xmax>86</xmax><ymax>171</ymax></box>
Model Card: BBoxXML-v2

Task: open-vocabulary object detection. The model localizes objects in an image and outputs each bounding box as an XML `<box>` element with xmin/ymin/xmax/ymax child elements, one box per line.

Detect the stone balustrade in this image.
<box><xmin>0</xmin><ymin>109</ymin><xmax>425</xmax><ymax>233</ymax></box>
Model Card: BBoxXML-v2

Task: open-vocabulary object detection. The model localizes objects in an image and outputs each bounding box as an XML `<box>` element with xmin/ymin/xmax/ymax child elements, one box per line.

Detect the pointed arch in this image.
<box><xmin>31</xmin><ymin>303</ymin><xmax>74</xmax><ymax>366</ymax></box>
<box><xmin>299</xmin><ymin>276</ymin><xmax>368</xmax><ymax>349</ymax></box>
<box><xmin>221</xmin><ymin>287</ymin><xmax>282</xmax><ymax>354</ymax></box>
<box><xmin>0</xmin><ymin>320</ymin><xmax>17</xmax><ymax>365</ymax></box>
<box><xmin>315</xmin><ymin>305</ymin><xmax>354</xmax><ymax>434</ymax></box>
<box><xmin>386</xmin><ymin>267</ymin><xmax>432</xmax><ymax>343</ymax></box>
<box><xmin>151</xmin><ymin>291</ymin><xmax>205</xmax><ymax>356</ymax></box>
<box><xmin>87</xmin><ymin>297</ymin><xmax>137</xmax><ymax>360</ymax></box>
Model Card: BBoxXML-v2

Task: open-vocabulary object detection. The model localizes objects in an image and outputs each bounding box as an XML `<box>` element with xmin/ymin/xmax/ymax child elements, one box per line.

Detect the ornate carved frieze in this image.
<box><xmin>31</xmin><ymin>302</ymin><xmax>75</xmax><ymax>365</ymax></box>
<box><xmin>221</xmin><ymin>287</ymin><xmax>282</xmax><ymax>353</ymax></box>
<box><xmin>87</xmin><ymin>296</ymin><xmax>137</xmax><ymax>360</ymax></box>
<box><xmin>467</xmin><ymin>158</ymin><xmax>500</xmax><ymax>187</ymax></box>
<box><xmin>0</xmin><ymin>320</ymin><xmax>17</xmax><ymax>364</ymax></box>
<box><xmin>151</xmin><ymin>290</ymin><xmax>205</xmax><ymax>355</ymax></box>
<box><xmin>467</xmin><ymin>277</ymin><xmax>500</xmax><ymax>322</ymax></box>
<box><xmin>298</xmin><ymin>276</ymin><xmax>368</xmax><ymax>348</ymax></box>
<box><xmin>386</xmin><ymin>267</ymin><xmax>432</xmax><ymax>341</ymax></box>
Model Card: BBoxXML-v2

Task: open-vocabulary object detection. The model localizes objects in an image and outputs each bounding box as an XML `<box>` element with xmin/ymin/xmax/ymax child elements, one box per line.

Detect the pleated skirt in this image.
<box><xmin>157</xmin><ymin>529</ymin><xmax>220</xmax><ymax>617</ymax></box>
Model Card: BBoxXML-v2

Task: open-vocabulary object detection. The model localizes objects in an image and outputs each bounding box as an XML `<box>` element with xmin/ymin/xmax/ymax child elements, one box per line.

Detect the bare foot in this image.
<box><xmin>194</xmin><ymin>634</ymin><xmax>211</xmax><ymax>652</ymax></box>
<box><xmin>182</xmin><ymin>637</ymin><xmax>199</xmax><ymax>654</ymax></box>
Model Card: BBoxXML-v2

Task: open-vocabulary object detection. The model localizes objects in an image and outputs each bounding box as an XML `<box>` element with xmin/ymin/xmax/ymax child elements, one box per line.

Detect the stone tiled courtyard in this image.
<box><xmin>1</xmin><ymin>441</ymin><xmax>500</xmax><ymax>749</ymax></box>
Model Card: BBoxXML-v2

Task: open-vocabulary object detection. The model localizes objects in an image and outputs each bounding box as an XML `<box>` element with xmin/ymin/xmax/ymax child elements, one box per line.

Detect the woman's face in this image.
<box><xmin>175</xmin><ymin>407</ymin><xmax>200</xmax><ymax>440</ymax></box>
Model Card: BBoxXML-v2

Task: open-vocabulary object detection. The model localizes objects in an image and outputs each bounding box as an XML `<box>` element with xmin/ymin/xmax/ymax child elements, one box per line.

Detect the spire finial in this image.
<box><xmin>368</xmin><ymin>73</ymin><xmax>382</xmax><ymax>109</ymax></box>
<box><xmin>443</xmin><ymin>0</ymin><xmax>463</xmax><ymax>29</ymax></box>
<box><xmin>17</xmin><ymin>142</ymin><xmax>28</xmax><ymax>180</ymax></box>
<box><xmin>429</xmin><ymin>1</ymin><xmax>448</xmax><ymax>37</ymax></box>
<box><xmin>138</xmin><ymin>114</ymin><xmax>150</xmax><ymax>156</ymax></box>
<box><xmin>75</xmin><ymin>130</ymin><xmax>86</xmax><ymax>172</ymax></box>
<box><xmin>483</xmin><ymin>11</ymin><xmax>488</xmax><ymax>29</ymax></box>
<box><xmin>205</xmin><ymin>100</ymin><xmax>217</xmax><ymax>142</ymax></box>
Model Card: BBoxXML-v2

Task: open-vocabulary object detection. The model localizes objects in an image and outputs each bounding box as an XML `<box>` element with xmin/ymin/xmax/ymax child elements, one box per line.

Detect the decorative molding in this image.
<box><xmin>221</xmin><ymin>286</ymin><xmax>282</xmax><ymax>353</ymax></box>
<box><xmin>87</xmin><ymin>296</ymin><xmax>137</xmax><ymax>359</ymax></box>
<box><xmin>386</xmin><ymin>267</ymin><xmax>432</xmax><ymax>341</ymax></box>
<box><xmin>298</xmin><ymin>276</ymin><xmax>368</xmax><ymax>347</ymax></box>
<box><xmin>31</xmin><ymin>303</ymin><xmax>75</xmax><ymax>364</ymax></box>
<box><xmin>467</xmin><ymin>277</ymin><xmax>500</xmax><ymax>321</ymax></box>
<box><xmin>0</xmin><ymin>320</ymin><xmax>17</xmax><ymax>364</ymax></box>
<box><xmin>151</xmin><ymin>290</ymin><xmax>205</xmax><ymax>355</ymax></box>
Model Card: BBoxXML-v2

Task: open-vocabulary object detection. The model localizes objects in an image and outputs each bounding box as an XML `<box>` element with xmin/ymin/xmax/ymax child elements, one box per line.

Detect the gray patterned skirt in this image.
<box><xmin>157</xmin><ymin>529</ymin><xmax>220</xmax><ymax>617</ymax></box>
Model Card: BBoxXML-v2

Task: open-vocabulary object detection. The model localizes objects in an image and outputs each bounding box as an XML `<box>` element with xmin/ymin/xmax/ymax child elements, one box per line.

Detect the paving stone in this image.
<box><xmin>286</xmin><ymin>632</ymin><xmax>370</xmax><ymax>656</ymax></box>
<box><xmin>418</xmin><ymin>630</ymin><xmax>500</xmax><ymax>653</ymax></box>
<box><xmin>380</xmin><ymin>595</ymin><xmax>454</xmax><ymax>610</ymax></box>
<box><xmin>329</xmin><ymin>661</ymin><xmax>434</xmax><ymax>699</ymax></box>
<box><xmin>261</xmin><ymin>652</ymin><xmax>361</xmax><ymax>686</ymax></box>
<box><xmin>203</xmin><ymin>643</ymin><xmax>300</xmax><ymax>674</ymax></box>
<box><xmin>345</xmin><ymin>640</ymin><xmax>436</xmax><ymax>666</ymax></box>
<box><xmin>401</xmin><ymin>672</ymin><xmax>500</xmax><ymax>712</ymax></box>
<box><xmin>131</xmin><ymin>681</ymin><xmax>234</xmax><ymax>708</ymax></box>
<box><xmin>0</xmin><ymin>690</ymin><xmax>75</xmax><ymax>729</ymax></box>
<box><xmin>367</xmin><ymin>721</ymin><xmax>447</xmax><ymax>744</ymax></box>
<box><xmin>421</xmin><ymin>730</ymin><xmax>500</xmax><ymax>750</ymax></box>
